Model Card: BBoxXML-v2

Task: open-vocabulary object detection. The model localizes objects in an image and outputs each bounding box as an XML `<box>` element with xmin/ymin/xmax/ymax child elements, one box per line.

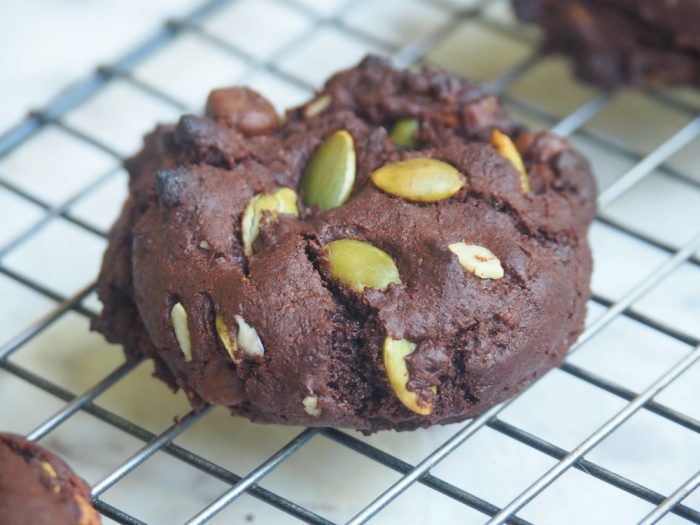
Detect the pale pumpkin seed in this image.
<box><xmin>235</xmin><ymin>315</ymin><xmax>265</xmax><ymax>358</ymax></box>
<box><xmin>241</xmin><ymin>187</ymin><xmax>299</xmax><ymax>255</ymax></box>
<box><xmin>383</xmin><ymin>337</ymin><xmax>433</xmax><ymax>416</ymax></box>
<box><xmin>390</xmin><ymin>118</ymin><xmax>420</xmax><ymax>148</ymax></box>
<box><xmin>170</xmin><ymin>302</ymin><xmax>192</xmax><ymax>361</ymax></box>
<box><xmin>41</xmin><ymin>462</ymin><xmax>58</xmax><ymax>479</ymax></box>
<box><xmin>448</xmin><ymin>242</ymin><xmax>504</xmax><ymax>280</ymax></box>
<box><xmin>303</xmin><ymin>395</ymin><xmax>321</xmax><ymax>416</ymax></box>
<box><xmin>325</xmin><ymin>239</ymin><xmax>400</xmax><ymax>292</ymax></box>
<box><xmin>371</xmin><ymin>158</ymin><xmax>464</xmax><ymax>202</ymax></box>
<box><xmin>304</xmin><ymin>94</ymin><xmax>332</xmax><ymax>119</ymax></box>
<box><xmin>301</xmin><ymin>130</ymin><xmax>356</xmax><ymax>210</ymax></box>
<box><xmin>491</xmin><ymin>129</ymin><xmax>530</xmax><ymax>193</ymax></box>
<box><xmin>40</xmin><ymin>462</ymin><xmax>61</xmax><ymax>494</ymax></box>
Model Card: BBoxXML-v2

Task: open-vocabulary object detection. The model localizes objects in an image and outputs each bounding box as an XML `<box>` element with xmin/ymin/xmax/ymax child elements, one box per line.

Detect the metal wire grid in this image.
<box><xmin>0</xmin><ymin>0</ymin><xmax>699</xmax><ymax>523</ymax></box>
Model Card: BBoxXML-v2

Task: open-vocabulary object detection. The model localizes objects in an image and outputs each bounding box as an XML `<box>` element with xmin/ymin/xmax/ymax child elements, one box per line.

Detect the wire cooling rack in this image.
<box><xmin>1</xmin><ymin>0</ymin><xmax>699</xmax><ymax>523</ymax></box>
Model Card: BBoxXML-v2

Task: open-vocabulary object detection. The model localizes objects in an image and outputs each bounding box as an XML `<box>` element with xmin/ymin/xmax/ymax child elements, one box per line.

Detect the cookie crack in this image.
<box><xmin>465</xmin><ymin>189</ymin><xmax>576</xmax><ymax>248</ymax></box>
<box><xmin>302</xmin><ymin>234</ymin><xmax>382</xmax><ymax>427</ymax></box>
<box><xmin>449</xmin><ymin>321</ymin><xmax>481</xmax><ymax>406</ymax></box>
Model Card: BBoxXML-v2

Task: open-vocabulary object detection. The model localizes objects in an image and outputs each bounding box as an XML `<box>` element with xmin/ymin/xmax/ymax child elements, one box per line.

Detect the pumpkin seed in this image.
<box><xmin>448</xmin><ymin>242</ymin><xmax>504</xmax><ymax>280</ymax></box>
<box><xmin>371</xmin><ymin>158</ymin><xmax>464</xmax><ymax>202</ymax></box>
<box><xmin>171</xmin><ymin>302</ymin><xmax>192</xmax><ymax>361</ymax></box>
<box><xmin>301</xmin><ymin>130</ymin><xmax>356</xmax><ymax>210</ymax></box>
<box><xmin>304</xmin><ymin>94</ymin><xmax>332</xmax><ymax>119</ymax></box>
<box><xmin>383</xmin><ymin>337</ymin><xmax>433</xmax><ymax>416</ymax></box>
<box><xmin>390</xmin><ymin>118</ymin><xmax>420</xmax><ymax>148</ymax></box>
<box><xmin>325</xmin><ymin>239</ymin><xmax>401</xmax><ymax>292</ymax></box>
<box><xmin>491</xmin><ymin>129</ymin><xmax>530</xmax><ymax>193</ymax></box>
<box><xmin>235</xmin><ymin>315</ymin><xmax>265</xmax><ymax>358</ymax></box>
<box><xmin>303</xmin><ymin>395</ymin><xmax>321</xmax><ymax>416</ymax></box>
<box><xmin>241</xmin><ymin>187</ymin><xmax>299</xmax><ymax>255</ymax></box>
<box><xmin>215</xmin><ymin>314</ymin><xmax>237</xmax><ymax>362</ymax></box>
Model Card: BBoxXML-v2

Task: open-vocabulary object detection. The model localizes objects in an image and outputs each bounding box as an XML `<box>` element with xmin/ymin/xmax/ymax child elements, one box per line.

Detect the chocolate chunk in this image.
<box><xmin>155</xmin><ymin>168</ymin><xmax>189</xmax><ymax>207</ymax></box>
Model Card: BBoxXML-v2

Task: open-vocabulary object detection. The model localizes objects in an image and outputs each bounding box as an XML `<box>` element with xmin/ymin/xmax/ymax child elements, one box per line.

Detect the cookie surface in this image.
<box><xmin>95</xmin><ymin>56</ymin><xmax>595</xmax><ymax>432</ymax></box>
<box><xmin>513</xmin><ymin>0</ymin><xmax>700</xmax><ymax>87</ymax></box>
<box><xmin>0</xmin><ymin>433</ymin><xmax>100</xmax><ymax>525</ymax></box>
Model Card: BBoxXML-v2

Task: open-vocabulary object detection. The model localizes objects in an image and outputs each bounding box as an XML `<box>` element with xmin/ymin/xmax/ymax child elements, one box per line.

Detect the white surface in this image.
<box><xmin>63</xmin><ymin>80</ymin><xmax>181</xmax><ymax>156</ymax></box>
<box><xmin>276</xmin><ymin>26</ymin><xmax>386</xmax><ymax>86</ymax></box>
<box><xmin>0</xmin><ymin>0</ymin><xmax>205</xmax><ymax>134</ymax></box>
<box><xmin>131</xmin><ymin>33</ymin><xmax>250</xmax><ymax>112</ymax></box>
<box><xmin>0</xmin><ymin>125</ymin><xmax>117</xmax><ymax>205</ymax></box>
<box><xmin>343</xmin><ymin>0</ymin><xmax>449</xmax><ymax>47</ymax></box>
<box><xmin>201</xmin><ymin>0</ymin><xmax>314</xmax><ymax>61</ymax></box>
<box><xmin>1</xmin><ymin>0</ymin><xmax>700</xmax><ymax>524</ymax></box>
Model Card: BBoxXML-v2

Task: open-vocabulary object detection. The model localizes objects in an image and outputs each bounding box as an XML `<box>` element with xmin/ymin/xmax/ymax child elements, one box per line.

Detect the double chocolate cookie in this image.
<box><xmin>94</xmin><ymin>56</ymin><xmax>595</xmax><ymax>432</ymax></box>
<box><xmin>513</xmin><ymin>0</ymin><xmax>700</xmax><ymax>87</ymax></box>
<box><xmin>0</xmin><ymin>433</ymin><xmax>100</xmax><ymax>525</ymax></box>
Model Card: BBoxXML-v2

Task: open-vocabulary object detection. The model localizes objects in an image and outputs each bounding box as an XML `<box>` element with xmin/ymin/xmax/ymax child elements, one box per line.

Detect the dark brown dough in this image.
<box><xmin>94</xmin><ymin>56</ymin><xmax>595</xmax><ymax>432</ymax></box>
<box><xmin>0</xmin><ymin>433</ymin><xmax>100</xmax><ymax>525</ymax></box>
<box><xmin>513</xmin><ymin>0</ymin><xmax>700</xmax><ymax>87</ymax></box>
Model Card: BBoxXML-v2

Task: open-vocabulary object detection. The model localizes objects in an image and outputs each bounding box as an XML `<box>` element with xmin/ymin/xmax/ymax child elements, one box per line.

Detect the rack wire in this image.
<box><xmin>1</xmin><ymin>0</ymin><xmax>699</xmax><ymax>523</ymax></box>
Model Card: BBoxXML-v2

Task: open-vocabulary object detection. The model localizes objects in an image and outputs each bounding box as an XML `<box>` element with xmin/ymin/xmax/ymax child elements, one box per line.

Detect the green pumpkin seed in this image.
<box><xmin>390</xmin><ymin>118</ymin><xmax>420</xmax><ymax>148</ymax></box>
<box><xmin>383</xmin><ymin>337</ymin><xmax>433</xmax><ymax>415</ymax></box>
<box><xmin>241</xmin><ymin>187</ymin><xmax>299</xmax><ymax>255</ymax></box>
<box><xmin>371</xmin><ymin>158</ymin><xmax>464</xmax><ymax>202</ymax></box>
<box><xmin>325</xmin><ymin>239</ymin><xmax>401</xmax><ymax>292</ymax></box>
<box><xmin>301</xmin><ymin>130</ymin><xmax>356</xmax><ymax>210</ymax></box>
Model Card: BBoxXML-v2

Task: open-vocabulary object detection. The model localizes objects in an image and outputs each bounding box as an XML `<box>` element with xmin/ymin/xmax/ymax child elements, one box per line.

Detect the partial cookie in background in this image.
<box><xmin>513</xmin><ymin>0</ymin><xmax>700</xmax><ymax>88</ymax></box>
<box><xmin>94</xmin><ymin>56</ymin><xmax>596</xmax><ymax>433</ymax></box>
<box><xmin>0</xmin><ymin>433</ymin><xmax>100</xmax><ymax>525</ymax></box>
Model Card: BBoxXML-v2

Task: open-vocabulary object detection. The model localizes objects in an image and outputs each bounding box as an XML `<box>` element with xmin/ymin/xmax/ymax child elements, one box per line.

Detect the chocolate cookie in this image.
<box><xmin>513</xmin><ymin>0</ymin><xmax>700</xmax><ymax>87</ymax></box>
<box><xmin>0</xmin><ymin>433</ymin><xmax>100</xmax><ymax>525</ymax></box>
<box><xmin>94</xmin><ymin>56</ymin><xmax>595</xmax><ymax>432</ymax></box>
